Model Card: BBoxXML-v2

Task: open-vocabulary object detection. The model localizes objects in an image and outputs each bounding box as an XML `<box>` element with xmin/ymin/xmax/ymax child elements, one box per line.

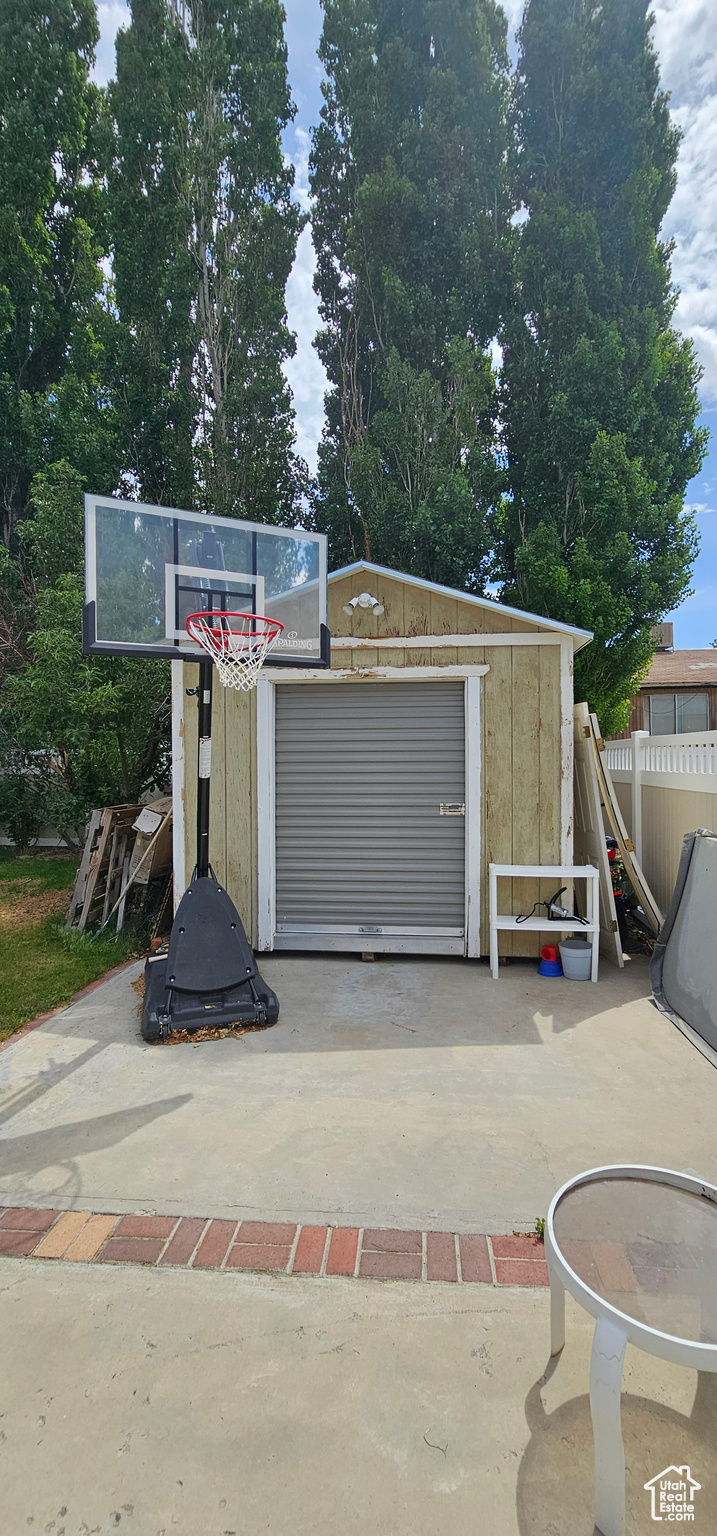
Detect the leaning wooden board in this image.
<box><xmin>588</xmin><ymin>710</ymin><xmax>663</xmax><ymax>935</ymax></box>
<box><xmin>573</xmin><ymin>703</ymin><xmax>623</xmax><ymax>966</ymax></box>
<box><xmin>65</xmin><ymin>809</ymin><xmax>102</xmax><ymax>927</ymax></box>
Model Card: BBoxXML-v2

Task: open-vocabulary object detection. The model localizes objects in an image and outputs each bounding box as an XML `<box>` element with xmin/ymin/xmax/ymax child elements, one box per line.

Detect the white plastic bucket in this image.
<box><xmin>558</xmin><ymin>939</ymin><xmax>592</xmax><ymax>981</ymax></box>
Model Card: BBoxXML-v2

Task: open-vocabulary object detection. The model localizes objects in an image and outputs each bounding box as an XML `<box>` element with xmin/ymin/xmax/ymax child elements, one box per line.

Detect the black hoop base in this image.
<box><xmin>140</xmin><ymin>870</ymin><xmax>279</xmax><ymax>1041</ymax></box>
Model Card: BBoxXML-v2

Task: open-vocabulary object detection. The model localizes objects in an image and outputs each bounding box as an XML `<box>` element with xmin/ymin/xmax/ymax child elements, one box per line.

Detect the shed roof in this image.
<box><xmin>329</xmin><ymin>561</ymin><xmax>594</xmax><ymax>650</ymax></box>
<box><xmin>640</xmin><ymin>649</ymin><xmax>717</xmax><ymax>689</ymax></box>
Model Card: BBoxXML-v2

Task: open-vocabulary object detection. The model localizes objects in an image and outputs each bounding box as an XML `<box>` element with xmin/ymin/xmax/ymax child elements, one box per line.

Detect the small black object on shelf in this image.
<box><xmin>516</xmin><ymin>886</ymin><xmax>589</xmax><ymax>926</ymax></box>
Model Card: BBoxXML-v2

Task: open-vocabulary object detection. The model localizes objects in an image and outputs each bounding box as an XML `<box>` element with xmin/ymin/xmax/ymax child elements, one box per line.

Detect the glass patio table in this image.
<box><xmin>545</xmin><ymin>1165</ymin><xmax>717</xmax><ymax>1536</ymax></box>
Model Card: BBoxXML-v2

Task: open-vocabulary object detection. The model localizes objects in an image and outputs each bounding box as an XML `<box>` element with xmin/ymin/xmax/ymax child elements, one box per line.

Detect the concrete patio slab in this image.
<box><xmin>1</xmin><ymin>953</ymin><xmax>716</xmax><ymax>1232</ymax></box>
<box><xmin>0</xmin><ymin>1257</ymin><xmax>714</xmax><ymax>1536</ymax></box>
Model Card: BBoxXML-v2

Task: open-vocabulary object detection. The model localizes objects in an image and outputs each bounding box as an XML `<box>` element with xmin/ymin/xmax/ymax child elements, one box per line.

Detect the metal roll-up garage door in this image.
<box><xmin>274</xmin><ymin>681</ymin><xmax>466</xmax><ymax>948</ymax></box>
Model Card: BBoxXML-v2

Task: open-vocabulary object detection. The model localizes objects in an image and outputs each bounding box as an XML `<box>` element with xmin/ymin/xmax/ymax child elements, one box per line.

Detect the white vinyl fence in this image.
<box><xmin>604</xmin><ymin>730</ymin><xmax>717</xmax><ymax>913</ymax></box>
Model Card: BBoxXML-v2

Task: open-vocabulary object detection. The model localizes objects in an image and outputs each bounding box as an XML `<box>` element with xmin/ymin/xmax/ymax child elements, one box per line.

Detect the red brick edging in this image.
<box><xmin>0</xmin><ymin>1207</ymin><xmax>549</xmax><ymax>1286</ymax></box>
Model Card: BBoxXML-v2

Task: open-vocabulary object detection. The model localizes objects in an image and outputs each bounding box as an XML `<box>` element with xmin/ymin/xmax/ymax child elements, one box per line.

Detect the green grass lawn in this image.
<box><xmin>0</xmin><ymin>850</ymin><xmax>80</xmax><ymax>890</ymax></box>
<box><xmin>0</xmin><ymin>851</ymin><xmax>146</xmax><ymax>1042</ymax></box>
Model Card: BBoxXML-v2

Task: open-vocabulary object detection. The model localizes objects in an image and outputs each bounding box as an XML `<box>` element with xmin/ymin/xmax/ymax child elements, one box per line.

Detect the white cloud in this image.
<box><xmin>501</xmin><ymin>0</ymin><xmax>524</xmax><ymax>36</ymax></box>
<box><xmin>651</xmin><ymin>0</ymin><xmax>714</xmax><ymax>100</ymax></box>
<box><xmin>284</xmin><ymin>223</ymin><xmax>327</xmax><ymax>476</ymax></box>
<box><xmin>93</xmin><ymin>1</ymin><xmax>129</xmax><ymax>86</ymax></box>
<box><xmin>489</xmin><ymin>337</ymin><xmax>504</xmax><ymax>374</ymax></box>
<box><xmin>283</xmin><ymin>127</ymin><xmax>328</xmax><ymax>475</ymax></box>
<box><xmin>288</xmin><ymin>125</ymin><xmax>312</xmax><ymax>211</ymax></box>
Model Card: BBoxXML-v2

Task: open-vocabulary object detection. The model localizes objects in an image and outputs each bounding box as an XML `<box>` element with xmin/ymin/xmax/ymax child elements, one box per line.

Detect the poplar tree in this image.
<box><xmin>110</xmin><ymin>0</ymin><xmax>305</xmax><ymax>523</ymax></box>
<box><xmin>310</xmin><ymin>0</ymin><xmax>511</xmax><ymax>586</ymax></box>
<box><xmin>0</xmin><ymin>0</ymin><xmax>116</xmax><ymax>547</ymax></box>
<box><xmin>109</xmin><ymin>0</ymin><xmax>195</xmax><ymax>509</ymax></box>
<box><xmin>188</xmin><ymin>0</ymin><xmax>305</xmax><ymax>521</ymax></box>
<box><xmin>498</xmin><ymin>0</ymin><xmax>707</xmax><ymax>733</ymax></box>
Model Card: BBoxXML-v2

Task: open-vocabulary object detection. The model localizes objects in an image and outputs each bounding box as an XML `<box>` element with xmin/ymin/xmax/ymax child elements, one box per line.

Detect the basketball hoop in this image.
<box><xmin>186</xmin><ymin>610</ymin><xmax>284</xmax><ymax>692</ymax></box>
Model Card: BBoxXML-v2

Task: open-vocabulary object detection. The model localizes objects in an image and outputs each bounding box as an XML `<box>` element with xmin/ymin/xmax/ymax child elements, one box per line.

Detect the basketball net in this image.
<box><xmin>186</xmin><ymin>611</ymin><xmax>284</xmax><ymax>692</ymax></box>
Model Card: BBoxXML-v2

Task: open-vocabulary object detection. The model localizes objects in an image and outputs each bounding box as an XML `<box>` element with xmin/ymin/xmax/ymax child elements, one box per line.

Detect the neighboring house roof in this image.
<box><xmin>329</xmin><ymin>561</ymin><xmax>594</xmax><ymax>650</ymax></box>
<box><xmin>640</xmin><ymin>649</ymin><xmax>717</xmax><ymax>689</ymax></box>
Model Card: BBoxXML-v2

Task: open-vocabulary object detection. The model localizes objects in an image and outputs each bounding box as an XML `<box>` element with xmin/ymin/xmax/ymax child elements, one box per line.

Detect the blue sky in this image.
<box><xmin>96</xmin><ymin>0</ymin><xmax>717</xmax><ymax>647</ymax></box>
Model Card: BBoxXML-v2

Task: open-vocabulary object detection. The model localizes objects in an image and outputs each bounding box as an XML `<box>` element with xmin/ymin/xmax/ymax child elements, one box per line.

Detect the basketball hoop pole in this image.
<box><xmin>196</xmin><ymin>658</ymin><xmax>213</xmax><ymax>879</ymax></box>
<box><xmin>187</xmin><ymin>613</ymin><xmax>284</xmax><ymax>882</ymax></box>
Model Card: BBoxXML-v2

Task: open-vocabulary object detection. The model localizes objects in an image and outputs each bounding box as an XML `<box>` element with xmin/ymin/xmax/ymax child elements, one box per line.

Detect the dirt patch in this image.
<box><xmin>0</xmin><ymin>887</ymin><xmax>69</xmax><ymax>931</ymax></box>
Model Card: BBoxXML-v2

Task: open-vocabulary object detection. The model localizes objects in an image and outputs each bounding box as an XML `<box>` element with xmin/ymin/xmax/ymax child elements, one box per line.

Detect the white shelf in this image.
<box><xmin>493</xmin><ymin>916</ymin><xmax>598</xmax><ymax>932</ymax></box>
<box><xmin>490</xmin><ymin>864</ymin><xmax>598</xmax><ymax>879</ymax></box>
<box><xmin>489</xmin><ymin>862</ymin><xmax>601</xmax><ymax>982</ymax></box>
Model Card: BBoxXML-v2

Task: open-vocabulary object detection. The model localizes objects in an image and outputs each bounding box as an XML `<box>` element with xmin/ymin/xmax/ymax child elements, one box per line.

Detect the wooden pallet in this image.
<box><xmin>65</xmin><ymin>806</ymin><xmax>143</xmax><ymax>929</ymax></box>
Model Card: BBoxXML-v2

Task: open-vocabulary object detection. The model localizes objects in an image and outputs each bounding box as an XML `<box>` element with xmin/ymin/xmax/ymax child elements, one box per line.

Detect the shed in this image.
<box><xmin>172</xmin><ymin>561</ymin><xmax>592</xmax><ymax>959</ymax></box>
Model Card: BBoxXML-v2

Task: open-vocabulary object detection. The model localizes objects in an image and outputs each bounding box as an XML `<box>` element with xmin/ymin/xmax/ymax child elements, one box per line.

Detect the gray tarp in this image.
<box><xmin>650</xmin><ymin>829</ymin><xmax>717</xmax><ymax>1068</ymax></box>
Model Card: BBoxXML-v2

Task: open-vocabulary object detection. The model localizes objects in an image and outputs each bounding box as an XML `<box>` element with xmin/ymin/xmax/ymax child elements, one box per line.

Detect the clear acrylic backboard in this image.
<box><xmin>83</xmin><ymin>495</ymin><xmax>329</xmax><ymax>668</ymax></box>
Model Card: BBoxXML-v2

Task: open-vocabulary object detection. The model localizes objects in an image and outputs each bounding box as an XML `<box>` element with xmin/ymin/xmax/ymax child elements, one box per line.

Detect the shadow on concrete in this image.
<box><xmin>19</xmin><ymin>952</ymin><xmax>656</xmax><ymax>1061</ymax></box>
<box><xmin>243</xmin><ymin>954</ymin><xmax>652</xmax><ymax>1055</ymax></box>
<box><xmin>0</xmin><ymin>1095</ymin><xmax>191</xmax><ymax>1192</ymax></box>
<box><xmin>0</xmin><ymin>1041</ymin><xmax>109</xmax><ymax>1129</ymax></box>
<box><xmin>516</xmin><ymin>1354</ymin><xmax>717</xmax><ymax>1535</ymax></box>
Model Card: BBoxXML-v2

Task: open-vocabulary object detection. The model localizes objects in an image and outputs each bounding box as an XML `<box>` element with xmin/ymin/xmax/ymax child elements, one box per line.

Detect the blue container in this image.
<box><xmin>538</xmin><ymin>958</ymin><xmax>563</xmax><ymax>978</ymax></box>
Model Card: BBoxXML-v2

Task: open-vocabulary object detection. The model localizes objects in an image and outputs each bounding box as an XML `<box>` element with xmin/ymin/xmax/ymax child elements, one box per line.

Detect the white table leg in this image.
<box><xmin>549</xmin><ymin>1267</ymin><xmax>565</xmax><ymax>1356</ymax></box>
<box><xmin>489</xmin><ymin>868</ymin><xmax>499</xmax><ymax>979</ymax></box>
<box><xmin>590</xmin><ymin>1316</ymin><xmax>627</xmax><ymax>1536</ymax></box>
<box><xmin>490</xmin><ymin>923</ymin><xmax>499</xmax><ymax>979</ymax></box>
<box><xmin>591</xmin><ymin>872</ymin><xmax>599</xmax><ymax>981</ymax></box>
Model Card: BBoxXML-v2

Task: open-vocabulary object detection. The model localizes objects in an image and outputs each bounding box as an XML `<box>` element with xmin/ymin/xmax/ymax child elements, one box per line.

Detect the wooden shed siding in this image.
<box><xmin>327</xmin><ymin>570</ymin><xmax>543</xmax><ymax>639</ymax></box>
<box><xmin>182</xmin><ymin>577</ymin><xmax>565</xmax><ymax>956</ymax></box>
<box><xmin>479</xmin><ymin>644</ymin><xmax>562</xmax><ymax>956</ymax></box>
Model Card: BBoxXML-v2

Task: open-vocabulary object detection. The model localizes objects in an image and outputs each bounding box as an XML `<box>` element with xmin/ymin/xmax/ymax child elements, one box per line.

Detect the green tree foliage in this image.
<box><xmin>0</xmin><ymin>0</ymin><xmax>120</xmax><ymax>548</ymax></box>
<box><xmin>2</xmin><ymin>0</ymin><xmax>306</xmax><ymax>843</ymax></box>
<box><xmin>310</xmin><ymin>0</ymin><xmax>511</xmax><ymax>585</ymax></box>
<box><xmin>188</xmin><ymin>0</ymin><xmax>306</xmax><ymax>522</ymax></box>
<box><xmin>109</xmin><ymin>0</ymin><xmax>195</xmax><ymax>509</ymax></box>
<box><xmin>109</xmin><ymin>0</ymin><xmax>305</xmax><ymax>523</ymax></box>
<box><xmin>498</xmin><ymin>0</ymin><xmax>707</xmax><ymax>733</ymax></box>
<box><xmin>1</xmin><ymin>463</ymin><xmax>171</xmax><ymax>845</ymax></box>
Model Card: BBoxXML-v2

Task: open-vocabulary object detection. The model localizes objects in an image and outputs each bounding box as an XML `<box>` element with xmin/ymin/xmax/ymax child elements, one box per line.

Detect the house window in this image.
<box><xmin>645</xmin><ymin>692</ymin><xmax>709</xmax><ymax>734</ymax></box>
